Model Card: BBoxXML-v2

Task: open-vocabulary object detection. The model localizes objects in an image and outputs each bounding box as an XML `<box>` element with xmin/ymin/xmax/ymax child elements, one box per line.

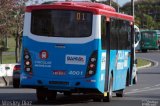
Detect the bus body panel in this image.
<box><xmin>108</xmin><ymin>50</ymin><xmax>130</xmax><ymax>91</ymax></box>
<box><xmin>21</xmin><ymin>36</ymin><xmax>100</xmax><ymax>90</ymax></box>
<box><xmin>21</xmin><ymin>12</ymin><xmax>105</xmax><ymax>93</ymax></box>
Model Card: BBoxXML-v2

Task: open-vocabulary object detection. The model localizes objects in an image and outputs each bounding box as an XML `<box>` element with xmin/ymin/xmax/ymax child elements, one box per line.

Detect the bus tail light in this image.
<box><xmin>157</xmin><ymin>40</ymin><xmax>159</xmax><ymax>46</ymax></box>
<box><xmin>85</xmin><ymin>51</ymin><xmax>98</xmax><ymax>78</ymax></box>
<box><xmin>25</xmin><ymin>60</ymin><xmax>32</xmax><ymax>66</ymax></box>
<box><xmin>24</xmin><ymin>49</ymin><xmax>32</xmax><ymax>74</ymax></box>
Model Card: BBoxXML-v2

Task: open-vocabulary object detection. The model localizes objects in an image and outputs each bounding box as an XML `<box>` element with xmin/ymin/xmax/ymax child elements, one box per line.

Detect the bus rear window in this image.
<box><xmin>31</xmin><ymin>10</ymin><xmax>92</xmax><ymax>37</ymax></box>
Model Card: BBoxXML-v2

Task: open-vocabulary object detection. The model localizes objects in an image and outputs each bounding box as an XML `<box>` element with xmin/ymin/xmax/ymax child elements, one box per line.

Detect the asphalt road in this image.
<box><xmin>0</xmin><ymin>51</ymin><xmax>160</xmax><ymax>106</ymax></box>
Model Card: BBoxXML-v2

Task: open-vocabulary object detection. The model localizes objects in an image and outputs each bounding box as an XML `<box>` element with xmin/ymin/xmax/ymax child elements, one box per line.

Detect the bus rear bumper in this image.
<box><xmin>20</xmin><ymin>75</ymin><xmax>103</xmax><ymax>94</ymax></box>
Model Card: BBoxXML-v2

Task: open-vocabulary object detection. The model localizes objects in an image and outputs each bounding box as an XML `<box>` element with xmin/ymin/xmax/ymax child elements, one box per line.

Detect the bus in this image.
<box><xmin>157</xmin><ymin>30</ymin><xmax>160</xmax><ymax>49</ymax></box>
<box><xmin>140</xmin><ymin>30</ymin><xmax>160</xmax><ymax>52</ymax></box>
<box><xmin>20</xmin><ymin>1</ymin><xmax>136</xmax><ymax>102</ymax></box>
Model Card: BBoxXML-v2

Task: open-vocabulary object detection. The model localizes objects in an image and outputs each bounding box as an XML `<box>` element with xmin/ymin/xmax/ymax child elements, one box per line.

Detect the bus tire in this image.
<box><xmin>36</xmin><ymin>88</ymin><xmax>47</xmax><ymax>101</ymax></box>
<box><xmin>116</xmin><ymin>89</ymin><xmax>124</xmax><ymax>97</ymax></box>
<box><xmin>126</xmin><ymin>71</ymin><xmax>130</xmax><ymax>86</ymax></box>
<box><xmin>64</xmin><ymin>91</ymin><xmax>71</xmax><ymax>96</ymax></box>
<box><xmin>133</xmin><ymin>75</ymin><xmax>138</xmax><ymax>84</ymax></box>
<box><xmin>93</xmin><ymin>98</ymin><xmax>102</xmax><ymax>102</ymax></box>
<box><xmin>47</xmin><ymin>90</ymin><xmax>57</xmax><ymax>101</ymax></box>
<box><xmin>103</xmin><ymin>75</ymin><xmax>113</xmax><ymax>102</ymax></box>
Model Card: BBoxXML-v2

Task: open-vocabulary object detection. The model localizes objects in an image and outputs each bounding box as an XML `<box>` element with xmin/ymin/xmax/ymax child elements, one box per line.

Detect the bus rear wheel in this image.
<box><xmin>47</xmin><ymin>90</ymin><xmax>57</xmax><ymax>101</ymax></box>
<box><xmin>133</xmin><ymin>75</ymin><xmax>138</xmax><ymax>84</ymax></box>
<box><xmin>116</xmin><ymin>89</ymin><xmax>124</xmax><ymax>97</ymax></box>
<box><xmin>64</xmin><ymin>91</ymin><xmax>71</xmax><ymax>96</ymax></box>
<box><xmin>36</xmin><ymin>88</ymin><xmax>47</xmax><ymax>101</ymax></box>
<box><xmin>103</xmin><ymin>76</ymin><xmax>113</xmax><ymax>102</ymax></box>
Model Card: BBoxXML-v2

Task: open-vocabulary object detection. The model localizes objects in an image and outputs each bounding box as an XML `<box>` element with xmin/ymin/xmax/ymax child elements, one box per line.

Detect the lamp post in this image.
<box><xmin>109</xmin><ymin>0</ymin><xmax>111</xmax><ymax>6</ymax></box>
<box><xmin>131</xmin><ymin>0</ymin><xmax>134</xmax><ymax>17</ymax></box>
<box><xmin>116</xmin><ymin>0</ymin><xmax>119</xmax><ymax>13</ymax></box>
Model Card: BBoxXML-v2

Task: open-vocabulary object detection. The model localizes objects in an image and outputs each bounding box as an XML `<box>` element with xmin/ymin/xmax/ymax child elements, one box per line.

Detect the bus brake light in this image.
<box><xmin>85</xmin><ymin>51</ymin><xmax>97</xmax><ymax>78</ymax></box>
<box><xmin>24</xmin><ymin>49</ymin><xmax>32</xmax><ymax>74</ymax></box>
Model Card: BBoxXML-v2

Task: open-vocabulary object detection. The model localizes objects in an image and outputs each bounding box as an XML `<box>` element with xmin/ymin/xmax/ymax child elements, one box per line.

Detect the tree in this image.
<box><xmin>0</xmin><ymin>0</ymin><xmax>28</xmax><ymax>63</ymax></box>
<box><xmin>121</xmin><ymin>0</ymin><xmax>160</xmax><ymax>29</ymax></box>
<box><xmin>12</xmin><ymin>0</ymin><xmax>28</xmax><ymax>62</ymax></box>
<box><xmin>0</xmin><ymin>0</ymin><xmax>15</xmax><ymax>63</ymax></box>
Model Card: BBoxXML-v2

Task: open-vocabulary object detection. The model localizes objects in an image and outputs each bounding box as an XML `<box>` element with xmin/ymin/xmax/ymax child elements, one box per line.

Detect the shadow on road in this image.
<box><xmin>0</xmin><ymin>93</ymin><xmax>159</xmax><ymax>106</ymax></box>
<box><xmin>0</xmin><ymin>93</ymin><xmax>92</xmax><ymax>105</ymax></box>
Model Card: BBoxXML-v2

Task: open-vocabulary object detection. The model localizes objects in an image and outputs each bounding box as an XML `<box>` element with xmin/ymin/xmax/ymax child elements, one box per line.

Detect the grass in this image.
<box><xmin>2</xmin><ymin>54</ymin><xmax>16</xmax><ymax>64</ymax></box>
<box><xmin>7</xmin><ymin>37</ymin><xmax>16</xmax><ymax>52</ymax></box>
<box><xmin>1</xmin><ymin>37</ymin><xmax>16</xmax><ymax>64</ymax></box>
<box><xmin>137</xmin><ymin>58</ymin><xmax>150</xmax><ymax>68</ymax></box>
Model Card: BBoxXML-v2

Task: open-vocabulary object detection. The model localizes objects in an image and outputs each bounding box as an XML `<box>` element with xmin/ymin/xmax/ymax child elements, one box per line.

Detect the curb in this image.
<box><xmin>137</xmin><ymin>58</ymin><xmax>159</xmax><ymax>69</ymax></box>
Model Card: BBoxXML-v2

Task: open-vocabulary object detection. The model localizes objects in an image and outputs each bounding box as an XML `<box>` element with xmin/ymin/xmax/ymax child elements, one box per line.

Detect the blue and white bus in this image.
<box><xmin>20</xmin><ymin>1</ymin><xmax>136</xmax><ymax>102</ymax></box>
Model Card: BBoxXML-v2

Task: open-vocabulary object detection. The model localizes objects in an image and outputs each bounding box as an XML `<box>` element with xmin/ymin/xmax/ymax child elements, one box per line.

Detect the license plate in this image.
<box><xmin>53</xmin><ymin>70</ymin><xmax>66</xmax><ymax>76</ymax></box>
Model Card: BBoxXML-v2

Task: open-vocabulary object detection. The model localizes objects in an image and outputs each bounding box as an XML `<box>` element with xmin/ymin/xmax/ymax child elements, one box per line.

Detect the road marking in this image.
<box><xmin>154</xmin><ymin>84</ymin><xmax>160</xmax><ymax>87</ymax></box>
<box><xmin>125</xmin><ymin>84</ymin><xmax>160</xmax><ymax>94</ymax></box>
<box><xmin>125</xmin><ymin>87</ymin><xmax>160</xmax><ymax>94</ymax></box>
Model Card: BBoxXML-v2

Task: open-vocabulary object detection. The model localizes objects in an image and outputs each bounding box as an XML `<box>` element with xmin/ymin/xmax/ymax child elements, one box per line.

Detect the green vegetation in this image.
<box><xmin>121</xmin><ymin>0</ymin><xmax>160</xmax><ymax>30</ymax></box>
<box><xmin>2</xmin><ymin>37</ymin><xmax>16</xmax><ymax>64</ymax></box>
<box><xmin>137</xmin><ymin>58</ymin><xmax>150</xmax><ymax>68</ymax></box>
<box><xmin>7</xmin><ymin>37</ymin><xmax>16</xmax><ymax>52</ymax></box>
<box><xmin>2</xmin><ymin>55</ymin><xmax>16</xmax><ymax>64</ymax></box>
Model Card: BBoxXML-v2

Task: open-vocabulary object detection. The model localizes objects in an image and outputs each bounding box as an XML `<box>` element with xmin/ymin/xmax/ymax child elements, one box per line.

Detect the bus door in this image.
<box><xmin>101</xmin><ymin>16</ymin><xmax>111</xmax><ymax>93</ymax></box>
<box><xmin>129</xmin><ymin>22</ymin><xmax>134</xmax><ymax>85</ymax></box>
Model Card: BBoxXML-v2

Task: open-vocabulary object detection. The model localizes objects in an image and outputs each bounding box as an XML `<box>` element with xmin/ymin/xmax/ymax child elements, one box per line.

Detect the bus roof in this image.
<box><xmin>26</xmin><ymin>2</ymin><xmax>133</xmax><ymax>21</ymax></box>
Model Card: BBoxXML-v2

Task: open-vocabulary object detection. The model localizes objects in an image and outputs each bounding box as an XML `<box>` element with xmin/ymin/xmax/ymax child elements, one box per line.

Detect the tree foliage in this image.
<box><xmin>121</xmin><ymin>0</ymin><xmax>160</xmax><ymax>29</ymax></box>
<box><xmin>0</xmin><ymin>0</ymin><xmax>28</xmax><ymax>62</ymax></box>
<box><xmin>0</xmin><ymin>0</ymin><xmax>14</xmax><ymax>49</ymax></box>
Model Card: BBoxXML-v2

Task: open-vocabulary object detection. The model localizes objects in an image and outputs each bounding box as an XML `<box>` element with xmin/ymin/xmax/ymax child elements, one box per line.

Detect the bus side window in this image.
<box><xmin>110</xmin><ymin>19</ymin><xmax>118</xmax><ymax>50</ymax></box>
<box><xmin>118</xmin><ymin>20</ymin><xmax>131</xmax><ymax>50</ymax></box>
<box><xmin>101</xmin><ymin>16</ymin><xmax>107</xmax><ymax>50</ymax></box>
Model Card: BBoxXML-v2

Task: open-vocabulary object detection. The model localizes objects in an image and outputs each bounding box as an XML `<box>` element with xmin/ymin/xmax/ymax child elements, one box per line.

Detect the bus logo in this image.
<box><xmin>39</xmin><ymin>50</ymin><xmax>48</xmax><ymax>59</ymax></box>
<box><xmin>65</xmin><ymin>55</ymin><xmax>86</xmax><ymax>65</ymax></box>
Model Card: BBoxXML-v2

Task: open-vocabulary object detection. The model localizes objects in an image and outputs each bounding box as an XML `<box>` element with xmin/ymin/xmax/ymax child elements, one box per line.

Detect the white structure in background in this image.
<box><xmin>134</xmin><ymin>25</ymin><xmax>141</xmax><ymax>51</ymax></box>
<box><xmin>0</xmin><ymin>64</ymin><xmax>18</xmax><ymax>77</ymax></box>
<box><xmin>26</xmin><ymin>0</ymin><xmax>91</xmax><ymax>5</ymax></box>
<box><xmin>26</xmin><ymin>0</ymin><xmax>53</xmax><ymax>5</ymax></box>
<box><xmin>132</xmin><ymin>25</ymin><xmax>141</xmax><ymax>84</ymax></box>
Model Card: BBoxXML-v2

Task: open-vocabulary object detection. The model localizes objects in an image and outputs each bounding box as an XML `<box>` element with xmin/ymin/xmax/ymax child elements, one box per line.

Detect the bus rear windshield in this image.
<box><xmin>31</xmin><ymin>10</ymin><xmax>92</xmax><ymax>37</ymax></box>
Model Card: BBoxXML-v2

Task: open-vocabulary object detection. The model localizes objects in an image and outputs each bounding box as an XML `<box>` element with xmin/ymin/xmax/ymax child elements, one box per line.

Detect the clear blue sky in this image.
<box><xmin>26</xmin><ymin>0</ymin><xmax>131</xmax><ymax>6</ymax></box>
<box><xmin>117</xmin><ymin>0</ymin><xmax>130</xmax><ymax>6</ymax></box>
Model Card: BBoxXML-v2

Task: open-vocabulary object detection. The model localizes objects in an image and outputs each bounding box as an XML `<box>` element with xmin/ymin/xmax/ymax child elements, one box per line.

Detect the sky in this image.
<box><xmin>26</xmin><ymin>0</ymin><xmax>131</xmax><ymax>6</ymax></box>
<box><xmin>118</xmin><ymin>0</ymin><xmax>130</xmax><ymax>6</ymax></box>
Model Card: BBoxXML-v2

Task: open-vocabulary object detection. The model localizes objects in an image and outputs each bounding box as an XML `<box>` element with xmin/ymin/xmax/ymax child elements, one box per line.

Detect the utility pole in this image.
<box><xmin>117</xmin><ymin>0</ymin><xmax>119</xmax><ymax>13</ymax></box>
<box><xmin>109</xmin><ymin>0</ymin><xmax>111</xmax><ymax>6</ymax></box>
<box><xmin>131</xmin><ymin>0</ymin><xmax>134</xmax><ymax>17</ymax></box>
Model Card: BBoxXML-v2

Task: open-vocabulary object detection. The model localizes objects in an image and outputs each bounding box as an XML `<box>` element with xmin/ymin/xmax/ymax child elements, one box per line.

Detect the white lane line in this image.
<box><xmin>130</xmin><ymin>84</ymin><xmax>160</xmax><ymax>91</ymax></box>
<box><xmin>125</xmin><ymin>84</ymin><xmax>160</xmax><ymax>94</ymax></box>
<box><xmin>125</xmin><ymin>87</ymin><xmax>160</xmax><ymax>94</ymax></box>
<box><xmin>155</xmin><ymin>84</ymin><xmax>160</xmax><ymax>87</ymax></box>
